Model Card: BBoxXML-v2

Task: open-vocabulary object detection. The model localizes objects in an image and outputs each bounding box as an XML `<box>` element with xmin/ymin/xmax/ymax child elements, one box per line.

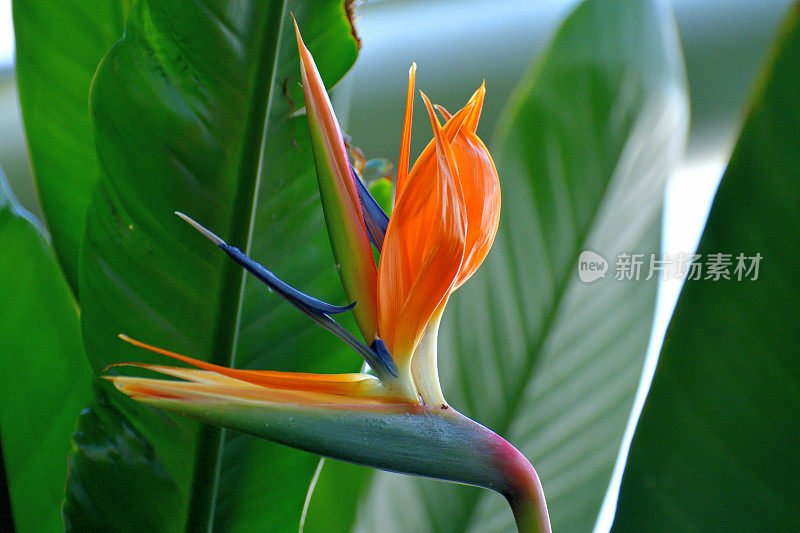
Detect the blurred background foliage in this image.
<box><xmin>1</xmin><ymin>0</ymin><xmax>793</xmax><ymax>220</ymax></box>
<box><xmin>0</xmin><ymin>0</ymin><xmax>798</xmax><ymax>532</ymax></box>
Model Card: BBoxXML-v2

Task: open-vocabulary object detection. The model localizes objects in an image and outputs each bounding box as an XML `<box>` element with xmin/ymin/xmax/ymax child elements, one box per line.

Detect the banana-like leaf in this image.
<box><xmin>67</xmin><ymin>1</ymin><xmax>360</xmax><ymax>531</ymax></box>
<box><xmin>0</xmin><ymin>168</ymin><xmax>93</xmax><ymax>531</ymax></box>
<box><xmin>63</xmin><ymin>390</ymin><xmax>183</xmax><ymax>532</ymax></box>
<box><xmin>212</xmin><ymin>1</ymin><xmax>363</xmax><ymax>528</ymax></box>
<box><xmin>303</xmin><ymin>0</ymin><xmax>689</xmax><ymax>531</ymax></box>
<box><xmin>12</xmin><ymin>0</ymin><xmax>131</xmax><ymax>293</ymax></box>
<box><xmin>613</xmin><ymin>4</ymin><xmax>800</xmax><ymax>530</ymax></box>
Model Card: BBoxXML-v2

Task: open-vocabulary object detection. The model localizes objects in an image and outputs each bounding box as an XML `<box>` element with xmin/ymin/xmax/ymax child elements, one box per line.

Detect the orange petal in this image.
<box><xmin>377</xmin><ymin>94</ymin><xmax>467</xmax><ymax>360</ymax></box>
<box><xmin>398</xmin><ymin>102</ymin><xmax>472</xmax><ymax>205</ymax></box>
<box><xmin>451</xmin><ymin>128</ymin><xmax>500</xmax><ymax>289</ymax></box>
<box><xmin>397</xmin><ymin>80</ymin><xmax>485</xmax><ymax>203</ymax></box>
<box><xmin>116</xmin><ymin>335</ymin><xmax>389</xmax><ymax>399</ymax></box>
<box><xmin>434</xmin><ymin>104</ymin><xmax>453</xmax><ymax>121</ymax></box>
<box><xmin>108</xmin><ymin>375</ymin><xmax>396</xmax><ymax>405</ymax></box>
<box><xmin>395</xmin><ymin>63</ymin><xmax>416</xmax><ymax>197</ymax></box>
<box><xmin>462</xmin><ymin>81</ymin><xmax>486</xmax><ymax>134</ymax></box>
<box><xmin>397</xmin><ymin>83</ymin><xmax>496</xmax><ymax>292</ymax></box>
<box><xmin>405</xmin><ymin>82</ymin><xmax>496</xmax><ymax>290</ymax></box>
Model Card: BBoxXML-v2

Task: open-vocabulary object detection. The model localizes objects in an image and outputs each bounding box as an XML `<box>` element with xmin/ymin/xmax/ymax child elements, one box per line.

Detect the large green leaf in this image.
<box><xmin>613</xmin><ymin>4</ymin><xmax>800</xmax><ymax>531</ymax></box>
<box><xmin>212</xmin><ymin>2</ymin><xmax>362</xmax><ymax>530</ymax></box>
<box><xmin>0</xmin><ymin>168</ymin><xmax>93</xmax><ymax>532</ymax></box>
<box><xmin>73</xmin><ymin>0</ymin><xmax>284</xmax><ymax>529</ymax></box>
<box><xmin>210</xmin><ymin>1</ymin><xmax>362</xmax><ymax>530</ymax></box>
<box><xmin>68</xmin><ymin>1</ymin><xmax>360</xmax><ymax>531</ymax></box>
<box><xmin>12</xmin><ymin>0</ymin><xmax>130</xmax><ymax>293</ymax></box>
<box><xmin>304</xmin><ymin>0</ymin><xmax>689</xmax><ymax>531</ymax></box>
<box><xmin>63</xmin><ymin>390</ymin><xmax>183</xmax><ymax>533</ymax></box>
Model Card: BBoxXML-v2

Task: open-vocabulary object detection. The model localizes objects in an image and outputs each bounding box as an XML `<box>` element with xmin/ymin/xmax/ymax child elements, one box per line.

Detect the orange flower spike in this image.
<box><xmin>395</xmin><ymin>63</ymin><xmax>416</xmax><ymax>197</ymax></box>
<box><xmin>462</xmin><ymin>81</ymin><xmax>486</xmax><ymax>133</ymax></box>
<box><xmin>113</xmin><ymin>335</ymin><xmax>390</xmax><ymax>399</ymax></box>
<box><xmin>450</xmin><ymin>102</ymin><xmax>500</xmax><ymax>287</ymax></box>
<box><xmin>402</xmin><ymin>82</ymin><xmax>497</xmax><ymax>290</ymax></box>
<box><xmin>395</xmin><ymin>82</ymin><xmax>485</xmax><ymax>201</ymax></box>
<box><xmin>377</xmin><ymin>92</ymin><xmax>467</xmax><ymax>377</ymax></box>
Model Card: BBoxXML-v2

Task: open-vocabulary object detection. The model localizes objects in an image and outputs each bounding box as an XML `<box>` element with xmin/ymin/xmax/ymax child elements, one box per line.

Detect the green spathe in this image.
<box><xmin>130</xmin><ymin>386</ymin><xmax>549</xmax><ymax>532</ymax></box>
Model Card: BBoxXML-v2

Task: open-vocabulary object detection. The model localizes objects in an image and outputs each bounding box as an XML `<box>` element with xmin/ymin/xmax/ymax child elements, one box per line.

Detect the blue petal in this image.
<box><xmin>351</xmin><ymin>165</ymin><xmax>389</xmax><ymax>251</ymax></box>
<box><xmin>370</xmin><ymin>338</ymin><xmax>399</xmax><ymax>378</ymax></box>
<box><xmin>223</xmin><ymin>243</ymin><xmax>397</xmax><ymax>381</ymax></box>
<box><xmin>220</xmin><ymin>244</ymin><xmax>354</xmax><ymax>315</ymax></box>
<box><xmin>176</xmin><ymin>212</ymin><xmax>398</xmax><ymax>384</ymax></box>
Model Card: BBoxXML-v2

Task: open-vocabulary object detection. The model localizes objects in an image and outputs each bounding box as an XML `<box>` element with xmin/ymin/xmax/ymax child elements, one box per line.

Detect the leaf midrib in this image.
<box><xmin>183</xmin><ymin>1</ymin><xmax>287</xmax><ymax>531</ymax></box>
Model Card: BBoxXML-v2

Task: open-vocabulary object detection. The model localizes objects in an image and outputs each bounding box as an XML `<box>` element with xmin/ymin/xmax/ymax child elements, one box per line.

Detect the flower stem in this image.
<box><xmin>490</xmin><ymin>434</ymin><xmax>551</xmax><ymax>533</ymax></box>
<box><xmin>505</xmin><ymin>471</ymin><xmax>551</xmax><ymax>533</ymax></box>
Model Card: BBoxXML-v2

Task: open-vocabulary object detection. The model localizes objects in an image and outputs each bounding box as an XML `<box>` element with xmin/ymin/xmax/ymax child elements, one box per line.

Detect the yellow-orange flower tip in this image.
<box><xmin>434</xmin><ymin>104</ymin><xmax>453</xmax><ymax>121</ymax></box>
<box><xmin>110</xmin><ymin>334</ymin><xmax>401</xmax><ymax>401</ymax></box>
<box><xmin>464</xmin><ymin>81</ymin><xmax>486</xmax><ymax>133</ymax></box>
<box><xmin>420</xmin><ymin>91</ymin><xmax>461</xmax><ymax>188</ymax></box>
<box><xmin>396</xmin><ymin>62</ymin><xmax>417</xmax><ymax>194</ymax></box>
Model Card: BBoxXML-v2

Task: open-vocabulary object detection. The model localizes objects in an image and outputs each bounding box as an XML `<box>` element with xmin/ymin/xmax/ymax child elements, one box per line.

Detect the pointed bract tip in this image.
<box><xmin>419</xmin><ymin>92</ymin><xmax>441</xmax><ymax>130</ymax></box>
<box><xmin>175</xmin><ymin>211</ymin><xmax>226</xmax><ymax>247</ymax></box>
<box><xmin>409</xmin><ymin>62</ymin><xmax>417</xmax><ymax>75</ymax></box>
<box><xmin>118</xmin><ymin>333</ymin><xmax>157</xmax><ymax>353</ymax></box>
<box><xmin>291</xmin><ymin>14</ymin><xmax>305</xmax><ymax>49</ymax></box>
<box><xmin>434</xmin><ymin>104</ymin><xmax>452</xmax><ymax>121</ymax></box>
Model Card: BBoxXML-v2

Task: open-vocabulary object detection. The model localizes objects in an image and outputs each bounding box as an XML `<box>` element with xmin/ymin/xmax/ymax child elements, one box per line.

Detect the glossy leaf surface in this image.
<box><xmin>72</xmin><ymin>0</ymin><xmax>284</xmax><ymax>529</ymax></box>
<box><xmin>63</xmin><ymin>392</ymin><xmax>183</xmax><ymax>532</ymax></box>
<box><xmin>12</xmin><ymin>0</ymin><xmax>130</xmax><ymax>292</ymax></box>
<box><xmin>0</xmin><ymin>169</ymin><xmax>93</xmax><ymax>531</ymax></box>
<box><xmin>67</xmin><ymin>1</ymin><xmax>360</xmax><ymax>531</ymax></box>
<box><xmin>613</xmin><ymin>4</ymin><xmax>800</xmax><ymax>531</ymax></box>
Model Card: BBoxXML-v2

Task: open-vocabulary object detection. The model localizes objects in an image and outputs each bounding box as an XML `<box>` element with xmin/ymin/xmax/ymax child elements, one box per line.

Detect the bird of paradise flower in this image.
<box><xmin>106</xmin><ymin>17</ymin><xmax>550</xmax><ymax>533</ymax></box>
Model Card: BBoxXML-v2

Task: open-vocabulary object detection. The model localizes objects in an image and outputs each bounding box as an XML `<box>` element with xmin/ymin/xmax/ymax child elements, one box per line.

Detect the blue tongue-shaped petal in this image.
<box><xmin>351</xmin><ymin>164</ymin><xmax>389</xmax><ymax>251</ymax></box>
<box><xmin>370</xmin><ymin>338</ymin><xmax>398</xmax><ymax>378</ymax></box>
<box><xmin>176</xmin><ymin>211</ymin><xmax>352</xmax><ymax>314</ymax></box>
<box><xmin>176</xmin><ymin>212</ymin><xmax>398</xmax><ymax>381</ymax></box>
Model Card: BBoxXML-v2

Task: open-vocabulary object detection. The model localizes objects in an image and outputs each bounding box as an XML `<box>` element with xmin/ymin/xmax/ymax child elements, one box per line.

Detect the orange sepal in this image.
<box><xmin>395</xmin><ymin>82</ymin><xmax>485</xmax><ymax>202</ymax></box>
<box><xmin>114</xmin><ymin>335</ymin><xmax>393</xmax><ymax>400</ymax></box>
<box><xmin>108</xmin><ymin>376</ymin><xmax>396</xmax><ymax>405</ymax></box>
<box><xmin>450</xmin><ymin>127</ymin><xmax>500</xmax><ymax>289</ymax></box>
<box><xmin>377</xmin><ymin>94</ymin><xmax>467</xmax><ymax>359</ymax></box>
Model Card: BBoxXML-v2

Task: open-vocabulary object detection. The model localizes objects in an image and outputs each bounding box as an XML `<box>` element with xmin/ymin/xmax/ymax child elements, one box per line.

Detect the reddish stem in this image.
<box><xmin>490</xmin><ymin>434</ymin><xmax>551</xmax><ymax>533</ymax></box>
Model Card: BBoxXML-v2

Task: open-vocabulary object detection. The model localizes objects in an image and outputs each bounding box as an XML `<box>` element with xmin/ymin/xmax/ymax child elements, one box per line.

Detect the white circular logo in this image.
<box><xmin>578</xmin><ymin>250</ymin><xmax>608</xmax><ymax>283</ymax></box>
